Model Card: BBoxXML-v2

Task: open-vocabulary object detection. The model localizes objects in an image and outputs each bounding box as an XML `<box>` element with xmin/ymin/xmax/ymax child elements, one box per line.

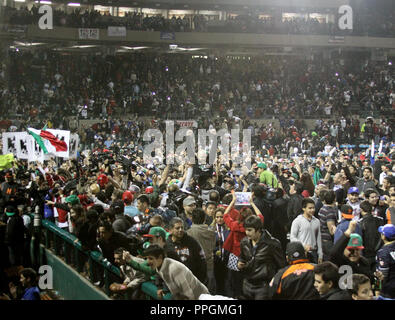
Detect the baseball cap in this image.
<box><xmin>257</xmin><ymin>163</ymin><xmax>267</xmax><ymax>169</ymax></box>
<box><xmin>129</xmin><ymin>184</ymin><xmax>141</xmax><ymax>194</ymax></box>
<box><xmin>5</xmin><ymin>205</ymin><xmax>16</xmax><ymax>216</ymax></box>
<box><xmin>143</xmin><ymin>227</ymin><xmax>167</xmax><ymax>240</ymax></box>
<box><xmin>122</xmin><ymin>191</ymin><xmax>134</xmax><ymax>204</ymax></box>
<box><xmin>111</xmin><ymin>200</ymin><xmax>124</xmax><ymax>213</ymax></box>
<box><xmin>97</xmin><ymin>174</ymin><xmax>108</xmax><ymax>187</ymax></box>
<box><xmin>65</xmin><ymin>195</ymin><xmax>80</xmax><ymax>205</ymax></box>
<box><xmin>183</xmin><ymin>196</ymin><xmax>196</xmax><ymax>207</ymax></box>
<box><xmin>347</xmin><ymin>187</ymin><xmax>359</xmax><ymax>195</ymax></box>
<box><xmin>346</xmin><ymin>234</ymin><xmax>364</xmax><ymax>250</ymax></box>
<box><xmin>341</xmin><ymin>204</ymin><xmax>354</xmax><ymax>220</ymax></box>
<box><xmin>378</xmin><ymin>224</ymin><xmax>395</xmax><ymax>240</ymax></box>
<box><xmin>286</xmin><ymin>242</ymin><xmax>307</xmax><ymax>261</ymax></box>
<box><xmin>145</xmin><ymin>186</ymin><xmax>154</xmax><ymax>194</ymax></box>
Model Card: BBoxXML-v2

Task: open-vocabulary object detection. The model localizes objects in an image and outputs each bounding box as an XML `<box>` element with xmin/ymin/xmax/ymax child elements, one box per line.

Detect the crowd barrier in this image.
<box><xmin>29</xmin><ymin>214</ymin><xmax>170</xmax><ymax>300</ymax></box>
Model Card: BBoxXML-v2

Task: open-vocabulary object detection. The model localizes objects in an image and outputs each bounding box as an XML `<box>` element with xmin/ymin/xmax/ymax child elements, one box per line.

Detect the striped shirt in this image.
<box><xmin>318</xmin><ymin>205</ymin><xmax>337</xmax><ymax>242</ymax></box>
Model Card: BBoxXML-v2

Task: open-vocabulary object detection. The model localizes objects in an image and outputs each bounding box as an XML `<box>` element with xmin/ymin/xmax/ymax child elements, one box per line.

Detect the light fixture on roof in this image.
<box><xmin>68</xmin><ymin>2</ymin><xmax>80</xmax><ymax>6</ymax></box>
<box><xmin>14</xmin><ymin>0</ymin><xmax>26</xmax><ymax>2</ymax></box>
<box><xmin>70</xmin><ymin>45</ymin><xmax>98</xmax><ymax>48</ymax></box>
<box><xmin>14</xmin><ymin>41</ymin><xmax>45</xmax><ymax>46</ymax></box>
<box><xmin>121</xmin><ymin>46</ymin><xmax>149</xmax><ymax>50</ymax></box>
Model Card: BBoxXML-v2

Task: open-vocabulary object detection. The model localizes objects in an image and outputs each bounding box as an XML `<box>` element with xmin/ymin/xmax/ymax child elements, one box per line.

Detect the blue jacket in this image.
<box><xmin>334</xmin><ymin>219</ymin><xmax>362</xmax><ymax>244</ymax></box>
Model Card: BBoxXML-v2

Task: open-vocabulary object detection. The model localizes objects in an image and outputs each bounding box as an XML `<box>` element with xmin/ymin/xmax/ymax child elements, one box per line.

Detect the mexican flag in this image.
<box><xmin>27</xmin><ymin>127</ymin><xmax>68</xmax><ymax>155</ymax></box>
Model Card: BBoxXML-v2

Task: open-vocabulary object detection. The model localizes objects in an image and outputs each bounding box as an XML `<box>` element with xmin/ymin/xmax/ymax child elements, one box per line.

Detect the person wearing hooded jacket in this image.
<box><xmin>269</xmin><ymin>241</ymin><xmax>320</xmax><ymax>300</ymax></box>
<box><xmin>187</xmin><ymin>208</ymin><xmax>216</xmax><ymax>294</ymax></box>
<box><xmin>2</xmin><ymin>205</ymin><xmax>25</xmax><ymax>266</ymax></box>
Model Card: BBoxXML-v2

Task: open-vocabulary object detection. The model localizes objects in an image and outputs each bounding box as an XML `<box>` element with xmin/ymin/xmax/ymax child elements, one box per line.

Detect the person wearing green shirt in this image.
<box><xmin>123</xmin><ymin>227</ymin><xmax>177</xmax><ymax>299</ymax></box>
<box><xmin>257</xmin><ymin>163</ymin><xmax>278</xmax><ymax>188</ymax></box>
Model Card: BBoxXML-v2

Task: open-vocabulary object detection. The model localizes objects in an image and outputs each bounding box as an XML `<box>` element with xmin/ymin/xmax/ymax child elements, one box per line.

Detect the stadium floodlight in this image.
<box><xmin>70</xmin><ymin>45</ymin><xmax>98</xmax><ymax>48</ymax></box>
<box><xmin>14</xmin><ymin>41</ymin><xmax>45</xmax><ymax>46</ymax></box>
<box><xmin>14</xmin><ymin>0</ymin><xmax>26</xmax><ymax>2</ymax></box>
<box><xmin>68</xmin><ymin>2</ymin><xmax>81</xmax><ymax>6</ymax></box>
<box><xmin>120</xmin><ymin>46</ymin><xmax>148</xmax><ymax>50</ymax></box>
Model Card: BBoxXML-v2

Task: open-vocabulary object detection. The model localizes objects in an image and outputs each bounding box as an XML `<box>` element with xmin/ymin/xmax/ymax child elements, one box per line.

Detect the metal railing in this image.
<box><xmin>30</xmin><ymin>214</ymin><xmax>167</xmax><ymax>300</ymax></box>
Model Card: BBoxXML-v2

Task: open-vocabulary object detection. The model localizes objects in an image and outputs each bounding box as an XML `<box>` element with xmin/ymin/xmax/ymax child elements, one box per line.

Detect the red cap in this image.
<box><xmin>145</xmin><ymin>186</ymin><xmax>154</xmax><ymax>194</ymax></box>
<box><xmin>97</xmin><ymin>174</ymin><xmax>108</xmax><ymax>187</ymax></box>
<box><xmin>122</xmin><ymin>191</ymin><xmax>134</xmax><ymax>204</ymax></box>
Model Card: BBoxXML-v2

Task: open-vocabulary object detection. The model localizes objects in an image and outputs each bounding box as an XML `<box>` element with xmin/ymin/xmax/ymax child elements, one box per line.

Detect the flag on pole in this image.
<box><xmin>378</xmin><ymin>140</ymin><xmax>383</xmax><ymax>155</ymax></box>
<box><xmin>370</xmin><ymin>139</ymin><xmax>375</xmax><ymax>165</ymax></box>
<box><xmin>27</xmin><ymin>127</ymin><xmax>68</xmax><ymax>155</ymax></box>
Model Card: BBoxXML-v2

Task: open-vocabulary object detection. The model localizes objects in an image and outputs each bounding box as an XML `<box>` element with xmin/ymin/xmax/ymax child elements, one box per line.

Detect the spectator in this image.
<box><xmin>238</xmin><ymin>215</ymin><xmax>286</xmax><ymax>300</ymax></box>
<box><xmin>375</xmin><ymin>224</ymin><xmax>395</xmax><ymax>299</ymax></box>
<box><xmin>313</xmin><ymin>261</ymin><xmax>352</xmax><ymax>300</ymax></box>
<box><xmin>290</xmin><ymin>198</ymin><xmax>323</xmax><ymax>264</ymax></box>
<box><xmin>270</xmin><ymin>241</ymin><xmax>319</xmax><ymax>300</ymax></box>
<box><xmin>187</xmin><ymin>208</ymin><xmax>216</xmax><ymax>294</ymax></box>
<box><xmin>97</xmin><ymin>220</ymin><xmax>134</xmax><ymax>264</ymax></box>
<box><xmin>142</xmin><ymin>244</ymin><xmax>209</xmax><ymax>300</ymax></box>
<box><xmin>356</xmin><ymin>167</ymin><xmax>379</xmax><ymax>195</ymax></box>
<box><xmin>365</xmin><ymin>188</ymin><xmax>387</xmax><ymax>220</ymax></box>
<box><xmin>209</xmin><ymin>207</ymin><xmax>230</xmax><ymax>296</ymax></box>
<box><xmin>334</xmin><ymin>204</ymin><xmax>362</xmax><ymax>244</ymax></box>
<box><xmin>330</xmin><ymin>221</ymin><xmax>374</xmax><ymax>282</ymax></box>
<box><xmin>110</xmin><ymin>247</ymin><xmax>146</xmax><ymax>299</ymax></box>
<box><xmin>111</xmin><ymin>200</ymin><xmax>132</xmax><ymax>234</ymax></box>
<box><xmin>2</xmin><ymin>205</ymin><xmax>24</xmax><ymax>266</ymax></box>
<box><xmin>287</xmin><ymin>181</ymin><xmax>304</xmax><ymax>227</ymax></box>
<box><xmin>166</xmin><ymin>217</ymin><xmax>208</xmax><ymax>284</ymax></box>
<box><xmin>257</xmin><ymin>163</ymin><xmax>278</xmax><ymax>188</ymax></box>
<box><xmin>317</xmin><ymin>190</ymin><xmax>338</xmax><ymax>260</ymax></box>
<box><xmin>358</xmin><ymin>200</ymin><xmax>384</xmax><ymax>272</ymax></box>
<box><xmin>345</xmin><ymin>187</ymin><xmax>361</xmax><ymax>220</ymax></box>
<box><xmin>349</xmin><ymin>274</ymin><xmax>374</xmax><ymax>300</ymax></box>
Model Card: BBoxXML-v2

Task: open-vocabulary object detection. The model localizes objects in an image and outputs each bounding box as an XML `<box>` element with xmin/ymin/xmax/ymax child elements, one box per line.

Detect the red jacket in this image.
<box><xmin>56</xmin><ymin>196</ymin><xmax>68</xmax><ymax>223</ymax></box>
<box><xmin>222</xmin><ymin>206</ymin><xmax>264</xmax><ymax>257</ymax></box>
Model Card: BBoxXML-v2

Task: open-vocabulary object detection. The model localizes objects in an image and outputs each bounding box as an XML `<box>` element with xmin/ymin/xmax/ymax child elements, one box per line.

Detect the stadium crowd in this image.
<box><xmin>0</xmin><ymin>40</ymin><xmax>394</xmax><ymax>300</ymax></box>
<box><xmin>0</xmin><ymin>104</ymin><xmax>394</xmax><ymax>300</ymax></box>
<box><xmin>2</xmin><ymin>5</ymin><xmax>395</xmax><ymax>37</ymax></box>
<box><xmin>1</xmin><ymin>50</ymin><xmax>394</xmax><ymax>123</ymax></box>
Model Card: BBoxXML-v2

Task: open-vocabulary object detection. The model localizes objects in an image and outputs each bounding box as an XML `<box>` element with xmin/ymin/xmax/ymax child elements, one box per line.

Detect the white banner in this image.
<box><xmin>107</xmin><ymin>26</ymin><xmax>126</xmax><ymax>37</ymax></box>
<box><xmin>15</xmin><ymin>132</ymin><xmax>30</xmax><ymax>160</ymax></box>
<box><xmin>78</xmin><ymin>28</ymin><xmax>99</xmax><ymax>40</ymax></box>
<box><xmin>2</xmin><ymin>132</ymin><xmax>18</xmax><ymax>156</ymax></box>
<box><xmin>2</xmin><ymin>130</ymin><xmax>72</xmax><ymax>163</ymax></box>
